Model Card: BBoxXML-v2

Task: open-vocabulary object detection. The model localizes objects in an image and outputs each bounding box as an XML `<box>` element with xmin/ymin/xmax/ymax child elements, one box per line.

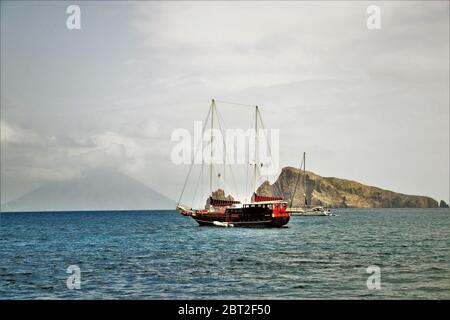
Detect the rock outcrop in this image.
<box><xmin>211</xmin><ymin>189</ymin><xmax>235</xmax><ymax>201</ymax></box>
<box><xmin>256</xmin><ymin>167</ymin><xmax>439</xmax><ymax>208</ymax></box>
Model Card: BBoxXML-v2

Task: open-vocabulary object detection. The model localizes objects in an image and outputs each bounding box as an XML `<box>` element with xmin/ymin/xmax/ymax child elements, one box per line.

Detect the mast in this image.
<box><xmin>303</xmin><ymin>151</ymin><xmax>307</xmax><ymax>206</ymax></box>
<box><xmin>210</xmin><ymin>99</ymin><xmax>215</xmax><ymax>197</ymax></box>
<box><xmin>290</xmin><ymin>153</ymin><xmax>303</xmax><ymax>208</ymax></box>
<box><xmin>253</xmin><ymin>105</ymin><xmax>259</xmax><ymax>197</ymax></box>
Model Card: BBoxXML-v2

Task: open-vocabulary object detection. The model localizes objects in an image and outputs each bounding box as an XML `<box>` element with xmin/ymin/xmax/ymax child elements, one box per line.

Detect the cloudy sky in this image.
<box><xmin>1</xmin><ymin>1</ymin><xmax>449</xmax><ymax>206</ymax></box>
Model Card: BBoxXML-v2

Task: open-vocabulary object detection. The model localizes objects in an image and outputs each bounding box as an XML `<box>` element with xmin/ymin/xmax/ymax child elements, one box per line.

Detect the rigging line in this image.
<box><xmin>192</xmin><ymin>154</ymin><xmax>204</xmax><ymax>208</ymax></box>
<box><xmin>215</xmin><ymin>105</ymin><xmax>239</xmax><ymax>200</ymax></box>
<box><xmin>215</xmin><ymin>100</ymin><xmax>257</xmax><ymax>108</ymax></box>
<box><xmin>245</xmin><ymin>162</ymin><xmax>250</xmax><ymax>202</ymax></box>
<box><xmin>273</xmin><ymin>180</ymin><xmax>284</xmax><ymax>198</ymax></box>
<box><xmin>215</xmin><ymin>106</ymin><xmax>227</xmax><ymax>192</ymax></box>
<box><xmin>254</xmin><ymin>107</ymin><xmax>267</xmax><ymax>196</ymax></box>
<box><xmin>257</xmin><ymin>109</ymin><xmax>274</xmax><ymax>165</ymax></box>
<box><xmin>257</xmin><ymin>115</ymin><xmax>270</xmax><ymax>187</ymax></box>
<box><xmin>200</xmin><ymin>159</ymin><xmax>205</xmax><ymax>207</ymax></box>
<box><xmin>200</xmin><ymin>156</ymin><xmax>205</xmax><ymax>208</ymax></box>
<box><xmin>215</xmin><ymin>101</ymin><xmax>258</xmax><ymax>202</ymax></box>
<box><xmin>216</xmin><ymin>113</ymin><xmax>229</xmax><ymax>193</ymax></box>
<box><xmin>273</xmin><ymin>175</ymin><xmax>284</xmax><ymax>198</ymax></box>
<box><xmin>227</xmin><ymin>160</ymin><xmax>239</xmax><ymax>202</ymax></box>
<box><xmin>246</xmin><ymin>107</ymin><xmax>258</xmax><ymax>201</ymax></box>
<box><xmin>245</xmin><ymin>144</ymin><xmax>251</xmax><ymax>202</ymax></box>
<box><xmin>177</xmin><ymin>104</ymin><xmax>212</xmax><ymax>207</ymax></box>
<box><xmin>255</xmin><ymin>160</ymin><xmax>263</xmax><ymax>193</ymax></box>
<box><xmin>209</xmin><ymin>101</ymin><xmax>215</xmax><ymax>197</ymax></box>
<box><xmin>255</xmin><ymin>107</ymin><xmax>283</xmax><ymax>198</ymax></box>
<box><xmin>253</xmin><ymin>106</ymin><xmax>258</xmax><ymax>196</ymax></box>
<box><xmin>289</xmin><ymin>156</ymin><xmax>305</xmax><ymax>208</ymax></box>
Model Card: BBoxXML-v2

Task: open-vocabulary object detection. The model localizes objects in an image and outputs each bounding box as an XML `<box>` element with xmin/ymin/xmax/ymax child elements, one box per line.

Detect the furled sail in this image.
<box><xmin>252</xmin><ymin>193</ymin><xmax>284</xmax><ymax>202</ymax></box>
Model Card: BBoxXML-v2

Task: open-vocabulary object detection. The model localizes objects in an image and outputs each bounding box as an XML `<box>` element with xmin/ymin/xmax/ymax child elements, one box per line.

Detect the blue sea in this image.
<box><xmin>0</xmin><ymin>209</ymin><xmax>449</xmax><ymax>299</ymax></box>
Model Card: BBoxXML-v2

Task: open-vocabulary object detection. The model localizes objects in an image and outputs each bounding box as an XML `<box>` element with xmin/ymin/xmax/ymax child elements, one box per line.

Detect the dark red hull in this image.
<box><xmin>191</xmin><ymin>204</ymin><xmax>290</xmax><ymax>228</ymax></box>
<box><xmin>193</xmin><ymin>216</ymin><xmax>289</xmax><ymax>227</ymax></box>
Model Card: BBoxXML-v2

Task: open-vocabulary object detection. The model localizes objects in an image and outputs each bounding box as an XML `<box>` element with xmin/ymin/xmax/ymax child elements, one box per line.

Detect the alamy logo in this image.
<box><xmin>66</xmin><ymin>5</ymin><xmax>81</xmax><ymax>30</ymax></box>
<box><xmin>171</xmin><ymin>121</ymin><xmax>280</xmax><ymax>175</ymax></box>
<box><xmin>366</xmin><ymin>265</ymin><xmax>381</xmax><ymax>290</ymax></box>
<box><xmin>66</xmin><ymin>265</ymin><xmax>81</xmax><ymax>290</ymax></box>
<box><xmin>366</xmin><ymin>5</ymin><xmax>381</xmax><ymax>30</ymax></box>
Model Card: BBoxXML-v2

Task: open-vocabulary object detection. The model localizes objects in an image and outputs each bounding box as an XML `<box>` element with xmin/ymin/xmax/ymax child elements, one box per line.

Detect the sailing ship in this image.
<box><xmin>287</xmin><ymin>152</ymin><xmax>332</xmax><ymax>216</ymax></box>
<box><xmin>176</xmin><ymin>99</ymin><xmax>290</xmax><ymax>227</ymax></box>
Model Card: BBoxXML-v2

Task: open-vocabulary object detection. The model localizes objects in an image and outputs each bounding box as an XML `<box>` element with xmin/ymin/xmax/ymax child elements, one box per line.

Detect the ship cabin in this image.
<box><xmin>235</xmin><ymin>200</ymin><xmax>289</xmax><ymax>218</ymax></box>
<box><xmin>242</xmin><ymin>201</ymin><xmax>288</xmax><ymax>210</ymax></box>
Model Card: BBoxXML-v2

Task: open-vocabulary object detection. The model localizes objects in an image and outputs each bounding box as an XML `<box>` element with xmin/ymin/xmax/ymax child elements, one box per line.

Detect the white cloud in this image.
<box><xmin>0</xmin><ymin>120</ymin><xmax>40</xmax><ymax>145</ymax></box>
<box><xmin>1</xmin><ymin>118</ymin><xmax>163</xmax><ymax>186</ymax></box>
<box><xmin>131</xmin><ymin>2</ymin><xmax>368</xmax><ymax>91</ymax></box>
<box><xmin>131</xmin><ymin>1</ymin><xmax>448</xmax><ymax>92</ymax></box>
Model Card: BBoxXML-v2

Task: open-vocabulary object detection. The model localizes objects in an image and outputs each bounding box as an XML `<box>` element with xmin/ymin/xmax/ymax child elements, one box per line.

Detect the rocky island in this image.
<box><xmin>256</xmin><ymin>167</ymin><xmax>441</xmax><ymax>208</ymax></box>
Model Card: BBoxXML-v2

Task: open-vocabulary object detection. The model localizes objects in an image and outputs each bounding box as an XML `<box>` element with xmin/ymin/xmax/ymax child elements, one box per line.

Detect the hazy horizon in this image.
<box><xmin>1</xmin><ymin>1</ymin><xmax>449</xmax><ymax>207</ymax></box>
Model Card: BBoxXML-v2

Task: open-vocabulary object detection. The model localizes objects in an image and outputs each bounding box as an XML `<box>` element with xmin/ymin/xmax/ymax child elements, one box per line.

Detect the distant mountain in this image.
<box><xmin>257</xmin><ymin>167</ymin><xmax>439</xmax><ymax>208</ymax></box>
<box><xmin>1</xmin><ymin>168</ymin><xmax>176</xmax><ymax>212</ymax></box>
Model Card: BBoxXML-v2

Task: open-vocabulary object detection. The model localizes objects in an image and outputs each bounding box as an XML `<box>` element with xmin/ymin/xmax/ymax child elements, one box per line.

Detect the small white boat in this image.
<box><xmin>286</xmin><ymin>207</ymin><xmax>304</xmax><ymax>215</ymax></box>
<box><xmin>288</xmin><ymin>152</ymin><xmax>332</xmax><ymax>217</ymax></box>
<box><xmin>288</xmin><ymin>206</ymin><xmax>332</xmax><ymax>216</ymax></box>
<box><xmin>299</xmin><ymin>206</ymin><xmax>332</xmax><ymax>216</ymax></box>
